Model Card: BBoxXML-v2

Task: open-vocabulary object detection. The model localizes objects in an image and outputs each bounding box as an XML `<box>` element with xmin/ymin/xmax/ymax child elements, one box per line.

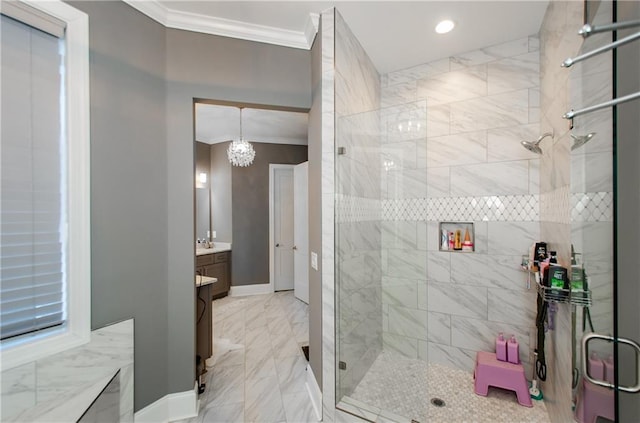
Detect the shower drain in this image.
<box><xmin>430</xmin><ymin>397</ymin><xmax>446</xmax><ymax>407</ymax></box>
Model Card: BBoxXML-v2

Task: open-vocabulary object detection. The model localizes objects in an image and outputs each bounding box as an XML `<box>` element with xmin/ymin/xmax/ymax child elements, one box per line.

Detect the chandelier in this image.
<box><xmin>227</xmin><ymin>107</ymin><xmax>255</xmax><ymax>167</ymax></box>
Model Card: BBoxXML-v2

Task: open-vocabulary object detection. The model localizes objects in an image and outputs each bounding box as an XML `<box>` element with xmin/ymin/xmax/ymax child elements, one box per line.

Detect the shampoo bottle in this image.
<box><xmin>588</xmin><ymin>351</ymin><xmax>605</xmax><ymax>382</ymax></box>
<box><xmin>496</xmin><ymin>332</ymin><xmax>507</xmax><ymax>361</ymax></box>
<box><xmin>507</xmin><ymin>335</ymin><xmax>520</xmax><ymax>364</ymax></box>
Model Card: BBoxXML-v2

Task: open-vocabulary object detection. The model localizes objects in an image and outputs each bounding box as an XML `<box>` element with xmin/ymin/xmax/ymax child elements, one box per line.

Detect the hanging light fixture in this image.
<box><xmin>227</xmin><ymin>107</ymin><xmax>255</xmax><ymax>167</ymax></box>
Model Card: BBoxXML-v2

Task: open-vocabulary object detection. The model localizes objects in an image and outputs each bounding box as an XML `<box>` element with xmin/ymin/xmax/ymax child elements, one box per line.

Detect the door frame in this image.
<box><xmin>269</xmin><ymin>164</ymin><xmax>296</xmax><ymax>293</ymax></box>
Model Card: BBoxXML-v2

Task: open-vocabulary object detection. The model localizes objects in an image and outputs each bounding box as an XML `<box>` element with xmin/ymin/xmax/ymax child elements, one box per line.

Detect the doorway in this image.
<box><xmin>269</xmin><ymin>163</ymin><xmax>310</xmax><ymax>300</ymax></box>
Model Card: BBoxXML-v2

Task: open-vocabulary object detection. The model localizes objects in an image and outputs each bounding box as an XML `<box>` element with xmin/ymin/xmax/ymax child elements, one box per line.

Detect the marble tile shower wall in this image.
<box><xmin>333</xmin><ymin>10</ymin><xmax>383</xmax><ymax>405</ymax></box>
<box><xmin>379</xmin><ymin>36</ymin><xmax>542</xmax><ymax>376</ymax></box>
<box><xmin>538</xmin><ymin>1</ymin><xmax>586</xmax><ymax>422</ymax></box>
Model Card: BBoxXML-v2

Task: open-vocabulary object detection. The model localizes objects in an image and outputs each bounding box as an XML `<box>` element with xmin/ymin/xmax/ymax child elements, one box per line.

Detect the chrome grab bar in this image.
<box><xmin>579</xmin><ymin>20</ymin><xmax>640</xmax><ymax>37</ymax></box>
<box><xmin>581</xmin><ymin>332</ymin><xmax>640</xmax><ymax>393</ymax></box>
<box><xmin>562</xmin><ymin>31</ymin><xmax>640</xmax><ymax>67</ymax></box>
<box><xmin>563</xmin><ymin>91</ymin><xmax>640</xmax><ymax>119</ymax></box>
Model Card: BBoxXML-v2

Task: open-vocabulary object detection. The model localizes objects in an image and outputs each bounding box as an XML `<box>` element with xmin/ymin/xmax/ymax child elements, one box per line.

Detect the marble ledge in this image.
<box><xmin>2</xmin><ymin>319</ymin><xmax>134</xmax><ymax>423</ymax></box>
<box><xmin>196</xmin><ymin>242</ymin><xmax>231</xmax><ymax>256</ymax></box>
<box><xmin>196</xmin><ymin>275</ymin><xmax>218</xmax><ymax>288</ymax></box>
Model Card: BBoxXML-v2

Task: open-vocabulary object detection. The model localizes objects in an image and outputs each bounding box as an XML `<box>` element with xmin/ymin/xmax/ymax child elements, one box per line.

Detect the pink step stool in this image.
<box><xmin>474</xmin><ymin>351</ymin><xmax>533</xmax><ymax>407</ymax></box>
<box><xmin>574</xmin><ymin>379</ymin><xmax>614</xmax><ymax>423</ymax></box>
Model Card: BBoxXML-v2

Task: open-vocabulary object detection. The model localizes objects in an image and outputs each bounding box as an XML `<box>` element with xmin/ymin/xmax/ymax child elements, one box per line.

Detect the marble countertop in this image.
<box><xmin>196</xmin><ymin>275</ymin><xmax>218</xmax><ymax>287</ymax></box>
<box><xmin>196</xmin><ymin>242</ymin><xmax>231</xmax><ymax>256</ymax></box>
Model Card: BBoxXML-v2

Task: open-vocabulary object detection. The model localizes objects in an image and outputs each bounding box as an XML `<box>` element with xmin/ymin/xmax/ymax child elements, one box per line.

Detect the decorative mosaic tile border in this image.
<box><xmin>571</xmin><ymin>191</ymin><xmax>613</xmax><ymax>222</ymax></box>
<box><xmin>382</xmin><ymin>195</ymin><xmax>540</xmax><ymax>222</ymax></box>
<box><xmin>336</xmin><ymin>194</ymin><xmax>381</xmax><ymax>223</ymax></box>
<box><xmin>337</xmin><ymin>191</ymin><xmax>613</xmax><ymax>223</ymax></box>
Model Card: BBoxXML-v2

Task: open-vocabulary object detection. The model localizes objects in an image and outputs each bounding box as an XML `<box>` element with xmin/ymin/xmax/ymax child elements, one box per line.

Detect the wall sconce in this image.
<box><xmin>199</xmin><ymin>172</ymin><xmax>207</xmax><ymax>184</ymax></box>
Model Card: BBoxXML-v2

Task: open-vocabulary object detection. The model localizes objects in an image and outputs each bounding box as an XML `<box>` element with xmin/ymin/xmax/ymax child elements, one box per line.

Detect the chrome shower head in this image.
<box><xmin>571</xmin><ymin>132</ymin><xmax>595</xmax><ymax>151</ymax></box>
<box><xmin>521</xmin><ymin>132</ymin><xmax>553</xmax><ymax>155</ymax></box>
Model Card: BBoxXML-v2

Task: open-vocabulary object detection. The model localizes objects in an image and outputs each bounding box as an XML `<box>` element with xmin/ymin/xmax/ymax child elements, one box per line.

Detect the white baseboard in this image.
<box><xmin>229</xmin><ymin>283</ymin><xmax>272</xmax><ymax>297</ymax></box>
<box><xmin>134</xmin><ymin>383</ymin><xmax>198</xmax><ymax>423</ymax></box>
<box><xmin>305</xmin><ymin>363</ymin><xmax>322</xmax><ymax>421</ymax></box>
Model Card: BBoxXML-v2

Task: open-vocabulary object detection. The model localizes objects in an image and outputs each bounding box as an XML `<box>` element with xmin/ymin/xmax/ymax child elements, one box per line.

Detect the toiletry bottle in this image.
<box><xmin>462</xmin><ymin>228</ymin><xmax>473</xmax><ymax>251</ymax></box>
<box><xmin>441</xmin><ymin>229</ymin><xmax>449</xmax><ymax>250</ymax></box>
<box><xmin>448</xmin><ymin>232</ymin><xmax>455</xmax><ymax>250</ymax></box>
<box><xmin>507</xmin><ymin>335</ymin><xmax>520</xmax><ymax>364</ymax></box>
<box><xmin>588</xmin><ymin>351</ymin><xmax>605</xmax><ymax>382</ymax></box>
<box><xmin>496</xmin><ymin>332</ymin><xmax>507</xmax><ymax>361</ymax></box>
<box><xmin>454</xmin><ymin>229</ymin><xmax>462</xmax><ymax>250</ymax></box>
<box><xmin>604</xmin><ymin>355</ymin><xmax>614</xmax><ymax>384</ymax></box>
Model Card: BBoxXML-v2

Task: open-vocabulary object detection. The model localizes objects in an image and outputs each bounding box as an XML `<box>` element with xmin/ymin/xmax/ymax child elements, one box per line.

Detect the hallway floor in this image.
<box><xmin>179</xmin><ymin>291</ymin><xmax>315</xmax><ymax>423</ymax></box>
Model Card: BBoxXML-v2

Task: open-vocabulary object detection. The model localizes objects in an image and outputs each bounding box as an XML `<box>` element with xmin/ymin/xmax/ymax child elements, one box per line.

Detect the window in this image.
<box><xmin>0</xmin><ymin>0</ymin><xmax>90</xmax><ymax>370</ymax></box>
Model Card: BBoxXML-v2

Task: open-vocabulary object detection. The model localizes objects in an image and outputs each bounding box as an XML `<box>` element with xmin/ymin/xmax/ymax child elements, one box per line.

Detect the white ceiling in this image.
<box><xmin>195</xmin><ymin>104</ymin><xmax>309</xmax><ymax>145</ymax></box>
<box><xmin>151</xmin><ymin>1</ymin><xmax>550</xmax><ymax>74</ymax></box>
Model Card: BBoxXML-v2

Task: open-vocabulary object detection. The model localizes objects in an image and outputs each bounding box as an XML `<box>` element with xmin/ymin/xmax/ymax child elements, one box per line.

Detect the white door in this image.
<box><xmin>294</xmin><ymin>162</ymin><xmax>309</xmax><ymax>303</ymax></box>
<box><xmin>274</xmin><ymin>167</ymin><xmax>294</xmax><ymax>291</ymax></box>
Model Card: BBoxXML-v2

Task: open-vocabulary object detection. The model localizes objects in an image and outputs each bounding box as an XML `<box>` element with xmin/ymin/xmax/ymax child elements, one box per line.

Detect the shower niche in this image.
<box><xmin>439</xmin><ymin>222</ymin><xmax>475</xmax><ymax>252</ymax></box>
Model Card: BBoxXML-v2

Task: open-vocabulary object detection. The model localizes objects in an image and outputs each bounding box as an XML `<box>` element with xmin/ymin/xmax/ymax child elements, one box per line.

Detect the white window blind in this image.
<box><xmin>1</xmin><ymin>14</ymin><xmax>66</xmax><ymax>341</ymax></box>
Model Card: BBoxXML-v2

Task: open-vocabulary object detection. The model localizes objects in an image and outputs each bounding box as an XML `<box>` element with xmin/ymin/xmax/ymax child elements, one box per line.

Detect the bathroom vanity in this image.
<box><xmin>195</xmin><ymin>244</ymin><xmax>231</xmax><ymax>299</ymax></box>
<box><xmin>196</xmin><ymin>275</ymin><xmax>217</xmax><ymax>367</ymax></box>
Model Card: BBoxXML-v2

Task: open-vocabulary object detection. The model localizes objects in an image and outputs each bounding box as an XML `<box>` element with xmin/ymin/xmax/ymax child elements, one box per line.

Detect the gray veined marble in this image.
<box><xmin>426</xmin><ymin>130</ymin><xmax>488</xmax><ymax>167</ymax></box>
<box><xmin>385</xmin><ymin>58</ymin><xmax>451</xmax><ymax>86</ymax></box>
<box><xmin>384</xmin><ymin>249</ymin><xmax>427</xmax><ymax>280</ymax></box>
<box><xmin>417</xmin><ymin>64</ymin><xmax>488</xmax><ymax>106</ymax></box>
<box><xmin>427</xmin><ymin>282</ymin><xmax>488</xmax><ymax>320</ymax></box>
<box><xmin>426</xmin><ymin>104</ymin><xmax>450</xmax><ymax>138</ymax></box>
<box><xmin>426</xmin><ymin>311</ymin><xmax>451</xmax><ymax>345</ymax></box>
<box><xmin>450</xmin><ymin>37</ymin><xmax>530</xmax><ymax>69</ymax></box>
<box><xmin>426</xmin><ymin>252</ymin><xmax>451</xmax><ymax>283</ymax></box>
<box><xmin>487</xmin><ymin>221</ymin><xmax>539</xmax><ymax>255</ymax></box>
<box><xmin>388</xmin><ymin>305</ymin><xmax>428</xmax><ymax>341</ymax></box>
<box><xmin>1</xmin><ymin>362</ymin><xmax>36</xmax><ymax>421</ymax></box>
<box><xmin>450</xmin><ymin>253</ymin><xmax>529</xmax><ymax>290</ymax></box>
<box><xmin>487</xmin><ymin>287</ymin><xmax>537</xmax><ymax>328</ymax></box>
<box><xmin>488</xmin><ymin>51</ymin><xmax>540</xmax><ymax>95</ymax></box>
<box><xmin>381</xmin><ymin>81</ymin><xmax>417</xmax><ymax>108</ymax></box>
<box><xmin>486</xmin><ymin>123</ymin><xmax>541</xmax><ymax>162</ymax></box>
<box><xmin>382</xmin><ymin>332</ymin><xmax>419</xmax><ymax>359</ymax></box>
<box><xmin>450</xmin><ymin>89</ymin><xmax>529</xmax><ymax>134</ymax></box>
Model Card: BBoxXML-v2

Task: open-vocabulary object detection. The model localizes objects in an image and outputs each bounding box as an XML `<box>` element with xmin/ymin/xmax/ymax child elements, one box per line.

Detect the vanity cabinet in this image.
<box><xmin>196</xmin><ymin>251</ymin><xmax>231</xmax><ymax>299</ymax></box>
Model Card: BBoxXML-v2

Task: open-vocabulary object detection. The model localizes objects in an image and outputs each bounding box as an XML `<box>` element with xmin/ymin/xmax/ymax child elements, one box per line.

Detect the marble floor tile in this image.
<box><xmin>201</xmin><ymin>401</ymin><xmax>244</xmax><ymax>423</ymax></box>
<box><xmin>186</xmin><ymin>291</ymin><xmax>312</xmax><ymax>423</ymax></box>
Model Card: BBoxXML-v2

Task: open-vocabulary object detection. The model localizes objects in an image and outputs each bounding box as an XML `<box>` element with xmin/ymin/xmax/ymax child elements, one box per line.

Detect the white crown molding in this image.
<box><xmin>304</xmin><ymin>13</ymin><xmax>319</xmax><ymax>47</ymax></box>
<box><xmin>123</xmin><ymin>0</ymin><xmax>316</xmax><ymax>50</ymax></box>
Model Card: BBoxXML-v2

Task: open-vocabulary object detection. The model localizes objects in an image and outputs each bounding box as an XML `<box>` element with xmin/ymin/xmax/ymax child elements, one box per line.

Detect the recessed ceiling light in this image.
<box><xmin>435</xmin><ymin>20</ymin><xmax>455</xmax><ymax>34</ymax></box>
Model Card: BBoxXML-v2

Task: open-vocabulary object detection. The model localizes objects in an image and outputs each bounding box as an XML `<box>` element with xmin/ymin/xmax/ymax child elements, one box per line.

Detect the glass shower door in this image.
<box><xmin>570</xmin><ymin>1</ymin><xmax>640</xmax><ymax>420</ymax></box>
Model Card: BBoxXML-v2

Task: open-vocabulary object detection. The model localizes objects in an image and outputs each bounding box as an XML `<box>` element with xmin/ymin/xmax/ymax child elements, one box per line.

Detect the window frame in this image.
<box><xmin>0</xmin><ymin>0</ymin><xmax>90</xmax><ymax>370</ymax></box>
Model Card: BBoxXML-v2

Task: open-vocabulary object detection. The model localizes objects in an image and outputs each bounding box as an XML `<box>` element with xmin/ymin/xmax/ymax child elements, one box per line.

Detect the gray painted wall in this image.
<box><xmin>231</xmin><ymin>142</ymin><xmax>308</xmax><ymax>286</ymax></box>
<box><xmin>210</xmin><ymin>142</ymin><xmax>233</xmax><ymax>243</ymax></box>
<box><xmin>61</xmin><ymin>2</ymin><xmax>311</xmax><ymax>411</ymax></box>
<box><xmin>308</xmin><ymin>35</ymin><xmax>323</xmax><ymax>387</ymax></box>
<box><xmin>67</xmin><ymin>1</ymin><xmax>169</xmax><ymax>411</ymax></box>
<box><xmin>166</xmin><ymin>27</ymin><xmax>311</xmax><ymax>398</ymax></box>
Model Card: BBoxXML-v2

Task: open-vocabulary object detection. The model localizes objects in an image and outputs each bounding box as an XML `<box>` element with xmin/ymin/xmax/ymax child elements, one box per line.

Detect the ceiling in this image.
<box><xmin>147</xmin><ymin>1</ymin><xmax>549</xmax><ymax>74</ymax></box>
<box><xmin>195</xmin><ymin>104</ymin><xmax>308</xmax><ymax>145</ymax></box>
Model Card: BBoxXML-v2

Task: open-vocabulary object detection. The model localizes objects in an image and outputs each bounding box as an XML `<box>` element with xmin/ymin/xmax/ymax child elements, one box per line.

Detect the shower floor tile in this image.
<box><xmin>343</xmin><ymin>351</ymin><xmax>550</xmax><ymax>423</ymax></box>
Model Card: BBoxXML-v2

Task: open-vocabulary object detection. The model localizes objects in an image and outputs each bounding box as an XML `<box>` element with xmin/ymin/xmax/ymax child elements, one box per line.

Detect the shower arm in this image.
<box><xmin>562</xmin><ymin>30</ymin><xmax>640</xmax><ymax>67</ymax></box>
<box><xmin>563</xmin><ymin>91</ymin><xmax>640</xmax><ymax>119</ymax></box>
<box><xmin>579</xmin><ymin>19</ymin><xmax>640</xmax><ymax>37</ymax></box>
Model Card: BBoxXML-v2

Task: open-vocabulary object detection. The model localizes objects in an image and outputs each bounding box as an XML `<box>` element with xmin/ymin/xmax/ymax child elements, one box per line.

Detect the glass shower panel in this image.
<box><xmin>336</xmin><ymin>100</ymin><xmax>429</xmax><ymax>422</ymax></box>
<box><xmin>335</xmin><ymin>107</ymin><xmax>383</xmax><ymax>404</ymax></box>
<box><xmin>569</xmin><ymin>0</ymin><xmax>615</xmax><ymax>417</ymax></box>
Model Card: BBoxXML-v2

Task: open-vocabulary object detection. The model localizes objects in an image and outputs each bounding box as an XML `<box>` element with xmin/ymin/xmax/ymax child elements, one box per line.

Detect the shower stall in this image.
<box><xmin>329</xmin><ymin>1</ymin><xmax>640</xmax><ymax>422</ymax></box>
